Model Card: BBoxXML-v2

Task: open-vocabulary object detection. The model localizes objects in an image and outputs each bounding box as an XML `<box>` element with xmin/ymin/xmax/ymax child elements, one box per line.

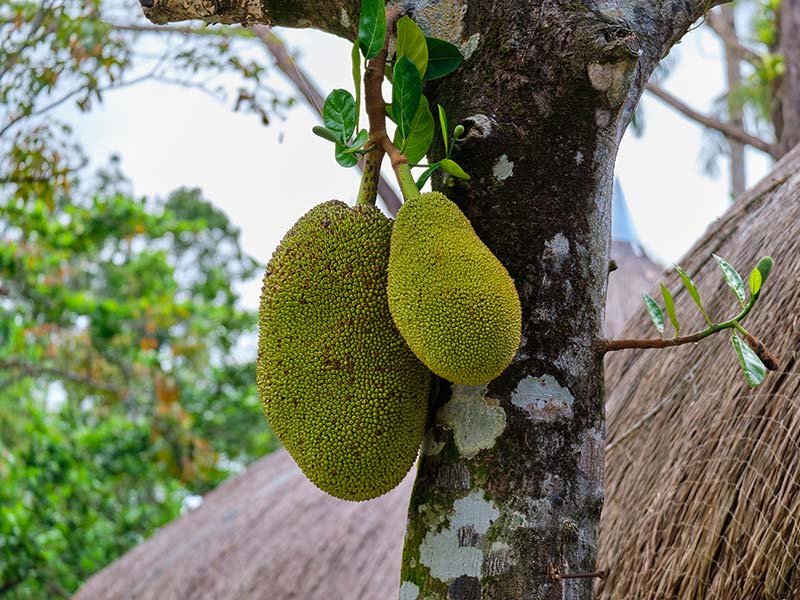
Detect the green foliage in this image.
<box><xmin>257</xmin><ymin>201</ymin><xmax>430</xmax><ymax>501</ymax></box>
<box><xmin>641</xmin><ymin>292</ymin><xmax>665</xmax><ymax>335</ymax></box>
<box><xmin>318</xmin><ymin>4</ymin><xmax>464</xmax><ymax>179</ymax></box>
<box><xmin>423</xmin><ymin>38</ymin><xmax>463</xmax><ymax>81</ymax></box>
<box><xmin>1</xmin><ymin>3</ymin><xmax>296</xmax><ymax>596</ymax></box>
<box><xmin>731</xmin><ymin>332</ymin><xmax>766</xmax><ymax>386</ymax></box>
<box><xmin>643</xmin><ymin>255</ymin><xmax>774</xmax><ymax>386</ymax></box>
<box><xmin>0</xmin><ymin>405</ymin><xmax>184</xmax><ymax>599</ymax></box>
<box><xmin>0</xmin><ymin>182</ymin><xmax>276</xmax><ymax>596</ymax></box>
<box><xmin>358</xmin><ymin>0</ymin><xmax>387</xmax><ymax>59</ymax></box>
<box><xmin>396</xmin><ymin>16</ymin><xmax>428</xmax><ymax>76</ymax></box>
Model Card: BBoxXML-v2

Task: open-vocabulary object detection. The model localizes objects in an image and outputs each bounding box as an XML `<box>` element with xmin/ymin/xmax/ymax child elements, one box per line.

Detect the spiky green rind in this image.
<box><xmin>388</xmin><ymin>192</ymin><xmax>522</xmax><ymax>385</ymax></box>
<box><xmin>257</xmin><ymin>201</ymin><xmax>431</xmax><ymax>501</ymax></box>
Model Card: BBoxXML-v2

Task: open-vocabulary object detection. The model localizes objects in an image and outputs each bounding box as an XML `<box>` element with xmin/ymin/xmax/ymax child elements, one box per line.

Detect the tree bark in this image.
<box><xmin>776</xmin><ymin>0</ymin><xmax>800</xmax><ymax>155</ymax></box>
<box><xmin>716</xmin><ymin>5</ymin><xmax>746</xmax><ymax>198</ymax></box>
<box><xmin>140</xmin><ymin>1</ymin><xmax>728</xmax><ymax>597</ymax></box>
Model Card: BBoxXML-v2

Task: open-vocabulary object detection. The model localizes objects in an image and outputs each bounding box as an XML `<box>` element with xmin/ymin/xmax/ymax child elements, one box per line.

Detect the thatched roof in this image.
<box><xmin>598</xmin><ymin>145</ymin><xmax>800</xmax><ymax>599</ymax></box>
<box><xmin>74</xmin><ymin>194</ymin><xmax>659</xmax><ymax>600</ymax></box>
<box><xmin>75</xmin><ymin>449</ymin><xmax>414</xmax><ymax>600</ymax></box>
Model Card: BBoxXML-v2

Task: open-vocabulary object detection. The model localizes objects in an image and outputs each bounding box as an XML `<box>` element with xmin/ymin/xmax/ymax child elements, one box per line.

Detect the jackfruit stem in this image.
<box><xmin>393</xmin><ymin>160</ymin><xmax>420</xmax><ymax>200</ymax></box>
<box><xmin>357</xmin><ymin>8</ymin><xmax>400</xmax><ymax>207</ymax></box>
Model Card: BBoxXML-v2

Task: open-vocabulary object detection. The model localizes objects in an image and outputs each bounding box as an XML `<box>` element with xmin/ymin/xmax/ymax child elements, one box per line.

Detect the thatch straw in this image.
<box><xmin>74</xmin><ymin>449</ymin><xmax>414</xmax><ymax>600</ymax></box>
<box><xmin>598</xmin><ymin>144</ymin><xmax>800</xmax><ymax>599</ymax></box>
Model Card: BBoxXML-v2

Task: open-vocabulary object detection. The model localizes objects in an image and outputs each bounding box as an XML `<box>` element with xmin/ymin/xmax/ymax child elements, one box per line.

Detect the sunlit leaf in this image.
<box><xmin>392</xmin><ymin>56</ymin><xmax>423</xmax><ymax>143</ymax></box>
<box><xmin>641</xmin><ymin>292</ymin><xmax>664</xmax><ymax>335</ymax></box>
<box><xmin>713</xmin><ymin>253</ymin><xmax>746</xmax><ymax>308</ymax></box>
<box><xmin>396</xmin><ymin>16</ymin><xmax>428</xmax><ymax>76</ymax></box>
<box><xmin>661</xmin><ymin>283</ymin><xmax>679</xmax><ymax>337</ymax></box>
<box><xmin>731</xmin><ymin>332</ymin><xmax>766</xmax><ymax>386</ymax></box>
<box><xmin>358</xmin><ymin>0</ymin><xmax>386</xmax><ymax>59</ymax></box>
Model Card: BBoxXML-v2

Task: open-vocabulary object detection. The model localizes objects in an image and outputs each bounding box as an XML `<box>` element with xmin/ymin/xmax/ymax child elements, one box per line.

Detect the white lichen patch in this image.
<box><xmin>399</xmin><ymin>581</ymin><xmax>420</xmax><ymax>600</ymax></box>
<box><xmin>415</xmin><ymin>0</ymin><xmax>467</xmax><ymax>44</ymax></box>
<box><xmin>463</xmin><ymin>113</ymin><xmax>493</xmax><ymax>139</ymax></box>
<box><xmin>437</xmin><ymin>385</ymin><xmax>506</xmax><ymax>459</ymax></box>
<box><xmin>575</xmin><ymin>150</ymin><xmax>584</xmax><ymax>165</ymax></box>
<box><xmin>462</xmin><ymin>33</ymin><xmax>480</xmax><ymax>59</ymax></box>
<box><xmin>419</xmin><ymin>490</ymin><xmax>499</xmax><ymax>582</ymax></box>
<box><xmin>339</xmin><ymin>6</ymin><xmax>351</xmax><ymax>29</ymax></box>
<box><xmin>543</xmin><ymin>233</ymin><xmax>570</xmax><ymax>270</ymax></box>
<box><xmin>511</xmin><ymin>374</ymin><xmax>574</xmax><ymax>421</ymax></box>
<box><xmin>595</xmin><ymin>108</ymin><xmax>611</xmax><ymax>128</ymax></box>
<box><xmin>492</xmin><ymin>154</ymin><xmax>514</xmax><ymax>181</ymax></box>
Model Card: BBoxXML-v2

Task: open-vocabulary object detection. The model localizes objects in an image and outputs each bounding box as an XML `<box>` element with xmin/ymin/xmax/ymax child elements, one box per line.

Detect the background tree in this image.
<box><xmin>1</xmin><ymin>2</ymin><xmax>296</xmax><ymax>595</ymax></box>
<box><xmin>139</xmin><ymin>0</ymin><xmax>767</xmax><ymax>598</ymax></box>
<box><xmin>641</xmin><ymin>0</ymin><xmax>800</xmax><ymax>197</ymax></box>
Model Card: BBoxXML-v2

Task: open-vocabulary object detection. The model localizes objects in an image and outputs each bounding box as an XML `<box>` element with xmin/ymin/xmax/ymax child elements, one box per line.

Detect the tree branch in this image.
<box><xmin>646</xmin><ymin>82</ymin><xmax>779</xmax><ymax>158</ymax></box>
<box><xmin>0</xmin><ymin>358</ymin><xmax>124</xmax><ymax>394</ymax></box>
<box><xmin>140</xmin><ymin>0</ymin><xmax>359</xmax><ymax>39</ymax></box>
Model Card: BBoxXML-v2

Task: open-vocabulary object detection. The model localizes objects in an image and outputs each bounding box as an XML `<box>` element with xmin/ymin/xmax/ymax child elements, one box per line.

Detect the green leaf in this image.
<box><xmin>440</xmin><ymin>158</ymin><xmax>470</xmax><ymax>180</ymax></box>
<box><xmin>395</xmin><ymin>96</ymin><xmax>434</xmax><ymax>164</ymax></box>
<box><xmin>358</xmin><ymin>0</ymin><xmax>386</xmax><ymax>59</ymax></box>
<box><xmin>675</xmin><ymin>265</ymin><xmax>711</xmax><ymax>325</ymax></box>
<box><xmin>385</xmin><ymin>104</ymin><xmax>395</xmax><ymax>122</ymax></box>
<box><xmin>312</xmin><ymin>126</ymin><xmax>340</xmax><ymax>144</ymax></box>
<box><xmin>641</xmin><ymin>292</ymin><xmax>664</xmax><ymax>335</ymax></box>
<box><xmin>415</xmin><ymin>163</ymin><xmax>440</xmax><ymax>189</ymax></box>
<box><xmin>731</xmin><ymin>332</ymin><xmax>766</xmax><ymax>386</ymax></box>
<box><xmin>749</xmin><ymin>268</ymin><xmax>762</xmax><ymax>297</ymax></box>
<box><xmin>392</xmin><ymin>56</ymin><xmax>423</xmax><ymax>143</ymax></box>
<box><xmin>438</xmin><ymin>104</ymin><xmax>449</xmax><ymax>155</ymax></box>
<box><xmin>351</xmin><ymin>128</ymin><xmax>369</xmax><ymax>150</ymax></box>
<box><xmin>335</xmin><ymin>142</ymin><xmax>359</xmax><ymax>167</ymax></box>
<box><xmin>351</xmin><ymin>39</ymin><xmax>362</xmax><ymax>132</ymax></box>
<box><xmin>323</xmin><ymin>89</ymin><xmax>357</xmax><ymax>143</ymax></box>
<box><xmin>396</xmin><ymin>16</ymin><xmax>428</xmax><ymax>77</ymax></box>
<box><xmin>713</xmin><ymin>253</ymin><xmax>746</xmax><ymax>308</ymax></box>
<box><xmin>424</xmin><ymin>37</ymin><xmax>463</xmax><ymax>80</ymax></box>
<box><xmin>661</xmin><ymin>283</ymin><xmax>679</xmax><ymax>337</ymax></box>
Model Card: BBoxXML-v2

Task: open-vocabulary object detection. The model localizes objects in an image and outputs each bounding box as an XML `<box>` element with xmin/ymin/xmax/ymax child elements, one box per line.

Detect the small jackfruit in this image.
<box><xmin>387</xmin><ymin>192</ymin><xmax>521</xmax><ymax>385</ymax></box>
<box><xmin>257</xmin><ymin>200</ymin><xmax>431</xmax><ymax>501</ymax></box>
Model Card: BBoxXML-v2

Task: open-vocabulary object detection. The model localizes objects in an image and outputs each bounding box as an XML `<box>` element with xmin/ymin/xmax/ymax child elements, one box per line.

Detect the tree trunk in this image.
<box><xmin>776</xmin><ymin>0</ymin><xmax>800</xmax><ymax>154</ymax></box>
<box><xmin>140</xmin><ymin>1</ymin><xmax>729</xmax><ymax>597</ymax></box>
<box><xmin>717</xmin><ymin>5</ymin><xmax>746</xmax><ymax>198</ymax></box>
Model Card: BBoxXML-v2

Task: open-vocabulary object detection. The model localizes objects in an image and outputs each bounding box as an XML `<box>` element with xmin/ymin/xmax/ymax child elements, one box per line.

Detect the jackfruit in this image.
<box><xmin>257</xmin><ymin>200</ymin><xmax>431</xmax><ymax>501</ymax></box>
<box><xmin>387</xmin><ymin>192</ymin><xmax>521</xmax><ymax>385</ymax></box>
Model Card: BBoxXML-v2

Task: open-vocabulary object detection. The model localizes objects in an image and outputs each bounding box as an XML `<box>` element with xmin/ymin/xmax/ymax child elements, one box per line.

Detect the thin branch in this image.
<box><xmin>599</xmin><ymin>330</ymin><xmax>707</xmax><ymax>352</ymax></box>
<box><xmin>600</xmin><ymin>293</ymin><xmax>760</xmax><ymax>354</ymax></box>
<box><xmin>646</xmin><ymin>82</ymin><xmax>780</xmax><ymax>159</ymax></box>
<box><xmin>0</xmin><ymin>358</ymin><xmax>124</xmax><ymax>394</ymax></box>
<box><xmin>0</xmin><ymin>71</ymin><xmax>157</xmax><ymax>138</ymax></box>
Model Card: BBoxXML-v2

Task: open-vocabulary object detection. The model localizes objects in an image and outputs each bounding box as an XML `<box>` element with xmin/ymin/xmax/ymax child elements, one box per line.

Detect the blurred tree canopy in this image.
<box><xmin>0</xmin><ymin>0</ymin><xmax>290</xmax><ymax>597</ymax></box>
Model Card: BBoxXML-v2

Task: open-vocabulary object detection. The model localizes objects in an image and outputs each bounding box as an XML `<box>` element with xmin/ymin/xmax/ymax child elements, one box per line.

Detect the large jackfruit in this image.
<box><xmin>257</xmin><ymin>200</ymin><xmax>431</xmax><ymax>501</ymax></box>
<box><xmin>388</xmin><ymin>192</ymin><xmax>521</xmax><ymax>385</ymax></box>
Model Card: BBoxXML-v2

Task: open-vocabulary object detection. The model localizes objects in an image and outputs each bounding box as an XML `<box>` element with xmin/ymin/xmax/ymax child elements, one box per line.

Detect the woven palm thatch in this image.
<box><xmin>74</xmin><ymin>196</ymin><xmax>658</xmax><ymax>600</ymax></box>
<box><xmin>75</xmin><ymin>449</ymin><xmax>414</xmax><ymax>600</ymax></box>
<box><xmin>598</xmin><ymin>145</ymin><xmax>800</xmax><ymax>599</ymax></box>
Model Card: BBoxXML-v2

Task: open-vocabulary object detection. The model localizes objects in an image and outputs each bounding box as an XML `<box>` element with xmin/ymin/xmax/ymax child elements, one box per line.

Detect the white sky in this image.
<box><xmin>58</xmin><ymin>23</ymin><xmax>774</xmax><ymax>310</ymax></box>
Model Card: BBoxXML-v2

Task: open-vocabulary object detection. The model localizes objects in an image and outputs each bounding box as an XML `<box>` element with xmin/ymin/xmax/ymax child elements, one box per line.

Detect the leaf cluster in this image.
<box><xmin>641</xmin><ymin>255</ymin><xmax>774</xmax><ymax>386</ymax></box>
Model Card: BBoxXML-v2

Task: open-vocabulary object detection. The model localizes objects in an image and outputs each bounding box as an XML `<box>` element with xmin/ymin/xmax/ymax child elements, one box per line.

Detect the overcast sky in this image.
<box><xmin>59</xmin><ymin>22</ymin><xmax>773</xmax><ymax>310</ymax></box>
